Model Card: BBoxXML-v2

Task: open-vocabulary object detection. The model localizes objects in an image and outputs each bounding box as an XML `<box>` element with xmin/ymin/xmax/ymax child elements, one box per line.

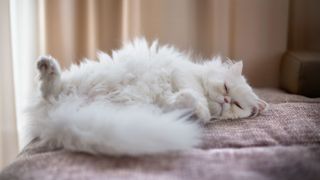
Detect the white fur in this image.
<box><xmin>27</xmin><ymin>38</ymin><xmax>267</xmax><ymax>155</ymax></box>
<box><xmin>27</xmin><ymin>96</ymin><xmax>199</xmax><ymax>155</ymax></box>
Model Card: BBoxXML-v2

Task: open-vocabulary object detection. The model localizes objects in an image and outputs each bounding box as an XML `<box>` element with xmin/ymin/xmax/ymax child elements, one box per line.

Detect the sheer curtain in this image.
<box><xmin>0</xmin><ymin>0</ymin><xmax>18</xmax><ymax>169</ymax></box>
<box><xmin>0</xmin><ymin>0</ymin><xmax>39</xmax><ymax>169</ymax></box>
<box><xmin>1</xmin><ymin>0</ymin><xmax>290</xmax><ymax>169</ymax></box>
<box><xmin>10</xmin><ymin>0</ymin><xmax>40</xmax><ymax>149</ymax></box>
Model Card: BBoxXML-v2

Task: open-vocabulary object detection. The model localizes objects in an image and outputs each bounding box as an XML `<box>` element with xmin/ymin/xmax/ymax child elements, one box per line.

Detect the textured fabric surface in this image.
<box><xmin>1</xmin><ymin>89</ymin><xmax>320</xmax><ymax>180</ymax></box>
<box><xmin>1</xmin><ymin>146</ymin><xmax>320</xmax><ymax>180</ymax></box>
<box><xmin>255</xmin><ymin>88</ymin><xmax>320</xmax><ymax>103</ymax></box>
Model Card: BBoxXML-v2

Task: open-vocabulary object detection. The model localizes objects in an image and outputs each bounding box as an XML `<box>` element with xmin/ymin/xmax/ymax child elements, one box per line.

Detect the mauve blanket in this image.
<box><xmin>1</xmin><ymin>89</ymin><xmax>320</xmax><ymax>180</ymax></box>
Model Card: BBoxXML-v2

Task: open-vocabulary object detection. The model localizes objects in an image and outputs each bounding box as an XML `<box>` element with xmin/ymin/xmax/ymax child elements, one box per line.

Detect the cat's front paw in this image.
<box><xmin>170</xmin><ymin>89</ymin><xmax>211</xmax><ymax>122</ymax></box>
<box><xmin>195</xmin><ymin>103</ymin><xmax>211</xmax><ymax>123</ymax></box>
<box><xmin>37</xmin><ymin>55</ymin><xmax>60</xmax><ymax>78</ymax></box>
<box><xmin>171</xmin><ymin>89</ymin><xmax>197</xmax><ymax>109</ymax></box>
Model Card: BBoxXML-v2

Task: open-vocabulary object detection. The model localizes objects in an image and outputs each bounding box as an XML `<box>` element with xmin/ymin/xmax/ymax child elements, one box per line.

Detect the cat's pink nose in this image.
<box><xmin>224</xmin><ymin>96</ymin><xmax>230</xmax><ymax>103</ymax></box>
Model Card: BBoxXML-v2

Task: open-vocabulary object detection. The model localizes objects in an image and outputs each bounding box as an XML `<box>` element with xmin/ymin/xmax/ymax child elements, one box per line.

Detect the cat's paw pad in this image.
<box><xmin>37</xmin><ymin>56</ymin><xmax>60</xmax><ymax>76</ymax></box>
<box><xmin>195</xmin><ymin>103</ymin><xmax>211</xmax><ymax>123</ymax></box>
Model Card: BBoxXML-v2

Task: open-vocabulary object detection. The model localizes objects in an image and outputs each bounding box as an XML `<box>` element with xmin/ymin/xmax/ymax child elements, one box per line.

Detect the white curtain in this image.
<box><xmin>10</xmin><ymin>0</ymin><xmax>40</xmax><ymax>148</ymax></box>
<box><xmin>0</xmin><ymin>0</ymin><xmax>39</xmax><ymax>169</ymax></box>
<box><xmin>0</xmin><ymin>0</ymin><xmax>18</xmax><ymax>169</ymax></box>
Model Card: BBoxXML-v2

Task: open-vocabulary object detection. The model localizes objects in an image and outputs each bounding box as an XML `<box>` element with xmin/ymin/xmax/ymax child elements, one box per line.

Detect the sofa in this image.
<box><xmin>0</xmin><ymin>88</ymin><xmax>319</xmax><ymax>180</ymax></box>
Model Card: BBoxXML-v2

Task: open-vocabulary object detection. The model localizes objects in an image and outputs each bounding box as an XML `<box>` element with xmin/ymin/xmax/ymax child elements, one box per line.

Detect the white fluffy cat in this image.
<box><xmin>26</xmin><ymin>39</ymin><xmax>267</xmax><ymax>155</ymax></box>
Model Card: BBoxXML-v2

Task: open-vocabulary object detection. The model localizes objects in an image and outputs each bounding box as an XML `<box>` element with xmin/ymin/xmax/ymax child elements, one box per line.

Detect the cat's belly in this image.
<box><xmin>106</xmin><ymin>77</ymin><xmax>173</xmax><ymax>106</ymax></box>
<box><xmin>61</xmin><ymin>68</ymin><xmax>175</xmax><ymax>107</ymax></box>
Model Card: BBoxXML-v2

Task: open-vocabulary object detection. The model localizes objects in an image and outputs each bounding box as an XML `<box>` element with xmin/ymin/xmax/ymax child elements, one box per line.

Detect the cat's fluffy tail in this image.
<box><xmin>30</xmin><ymin>98</ymin><xmax>201</xmax><ymax>155</ymax></box>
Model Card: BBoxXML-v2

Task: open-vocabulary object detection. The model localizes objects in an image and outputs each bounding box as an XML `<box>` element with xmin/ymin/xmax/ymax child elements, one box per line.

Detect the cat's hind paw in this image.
<box><xmin>37</xmin><ymin>55</ymin><xmax>61</xmax><ymax>99</ymax></box>
<box><xmin>37</xmin><ymin>55</ymin><xmax>61</xmax><ymax>79</ymax></box>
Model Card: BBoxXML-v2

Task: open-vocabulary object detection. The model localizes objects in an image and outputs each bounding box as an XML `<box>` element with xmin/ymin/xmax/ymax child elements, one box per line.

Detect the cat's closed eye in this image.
<box><xmin>233</xmin><ymin>101</ymin><xmax>243</xmax><ymax>109</ymax></box>
<box><xmin>224</xmin><ymin>82</ymin><xmax>229</xmax><ymax>94</ymax></box>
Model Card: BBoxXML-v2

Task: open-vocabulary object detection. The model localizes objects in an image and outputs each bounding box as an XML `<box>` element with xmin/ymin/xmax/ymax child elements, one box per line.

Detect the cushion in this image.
<box><xmin>280</xmin><ymin>51</ymin><xmax>320</xmax><ymax>97</ymax></box>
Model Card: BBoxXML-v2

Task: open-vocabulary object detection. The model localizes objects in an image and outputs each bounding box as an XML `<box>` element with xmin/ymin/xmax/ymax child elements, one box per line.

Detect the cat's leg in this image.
<box><xmin>168</xmin><ymin>89</ymin><xmax>211</xmax><ymax>123</ymax></box>
<box><xmin>37</xmin><ymin>55</ymin><xmax>62</xmax><ymax>99</ymax></box>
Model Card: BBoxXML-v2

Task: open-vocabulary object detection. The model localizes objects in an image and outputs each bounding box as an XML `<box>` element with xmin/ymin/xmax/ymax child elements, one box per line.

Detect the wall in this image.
<box><xmin>41</xmin><ymin>0</ymin><xmax>290</xmax><ymax>87</ymax></box>
<box><xmin>289</xmin><ymin>0</ymin><xmax>320</xmax><ymax>52</ymax></box>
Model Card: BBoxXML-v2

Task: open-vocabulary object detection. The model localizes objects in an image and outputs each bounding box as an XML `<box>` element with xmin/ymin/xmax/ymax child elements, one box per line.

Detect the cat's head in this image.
<box><xmin>203</xmin><ymin>60</ymin><xmax>268</xmax><ymax>120</ymax></box>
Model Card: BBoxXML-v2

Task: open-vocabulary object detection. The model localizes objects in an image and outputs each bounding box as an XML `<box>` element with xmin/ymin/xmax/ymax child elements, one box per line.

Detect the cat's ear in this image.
<box><xmin>257</xmin><ymin>99</ymin><xmax>268</xmax><ymax>112</ymax></box>
<box><xmin>229</xmin><ymin>61</ymin><xmax>243</xmax><ymax>75</ymax></box>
